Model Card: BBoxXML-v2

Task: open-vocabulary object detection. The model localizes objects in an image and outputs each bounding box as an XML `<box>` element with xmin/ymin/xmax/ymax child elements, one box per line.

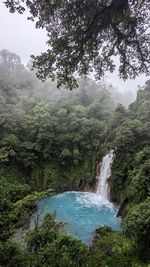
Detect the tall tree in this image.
<box><xmin>4</xmin><ymin>0</ymin><xmax>150</xmax><ymax>88</ymax></box>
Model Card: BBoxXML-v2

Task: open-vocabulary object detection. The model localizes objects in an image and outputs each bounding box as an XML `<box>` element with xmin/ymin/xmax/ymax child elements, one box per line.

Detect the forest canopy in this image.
<box><xmin>4</xmin><ymin>0</ymin><xmax>150</xmax><ymax>88</ymax></box>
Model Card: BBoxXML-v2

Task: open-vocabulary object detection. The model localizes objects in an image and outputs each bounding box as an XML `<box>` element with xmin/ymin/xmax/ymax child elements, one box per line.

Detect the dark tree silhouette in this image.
<box><xmin>4</xmin><ymin>0</ymin><xmax>150</xmax><ymax>88</ymax></box>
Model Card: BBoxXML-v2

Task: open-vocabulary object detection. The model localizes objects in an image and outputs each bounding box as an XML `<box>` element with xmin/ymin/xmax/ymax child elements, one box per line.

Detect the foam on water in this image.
<box><xmin>76</xmin><ymin>192</ymin><xmax>114</xmax><ymax>209</ymax></box>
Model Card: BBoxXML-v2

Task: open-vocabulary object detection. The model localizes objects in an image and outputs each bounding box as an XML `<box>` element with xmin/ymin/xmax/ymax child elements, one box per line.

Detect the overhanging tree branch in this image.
<box><xmin>4</xmin><ymin>0</ymin><xmax>150</xmax><ymax>89</ymax></box>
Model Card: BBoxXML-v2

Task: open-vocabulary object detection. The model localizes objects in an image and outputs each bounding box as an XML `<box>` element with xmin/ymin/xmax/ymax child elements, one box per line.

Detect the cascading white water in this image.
<box><xmin>96</xmin><ymin>150</ymin><xmax>114</xmax><ymax>200</ymax></box>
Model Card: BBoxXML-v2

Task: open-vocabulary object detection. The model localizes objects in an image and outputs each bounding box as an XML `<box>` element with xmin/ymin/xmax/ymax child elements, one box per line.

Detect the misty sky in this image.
<box><xmin>0</xmin><ymin>2</ymin><xmax>148</xmax><ymax>93</ymax></box>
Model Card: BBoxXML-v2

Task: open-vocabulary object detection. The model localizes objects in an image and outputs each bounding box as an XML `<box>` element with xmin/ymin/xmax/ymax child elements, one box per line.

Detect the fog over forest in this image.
<box><xmin>0</xmin><ymin>49</ymin><xmax>136</xmax><ymax>107</ymax></box>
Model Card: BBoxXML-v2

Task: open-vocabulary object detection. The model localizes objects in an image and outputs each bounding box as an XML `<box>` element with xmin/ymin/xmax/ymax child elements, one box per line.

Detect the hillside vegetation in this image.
<box><xmin>0</xmin><ymin>50</ymin><xmax>149</xmax><ymax>266</ymax></box>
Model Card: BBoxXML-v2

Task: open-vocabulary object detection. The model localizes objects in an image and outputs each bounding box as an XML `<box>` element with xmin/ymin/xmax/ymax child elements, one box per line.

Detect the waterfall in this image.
<box><xmin>96</xmin><ymin>150</ymin><xmax>114</xmax><ymax>200</ymax></box>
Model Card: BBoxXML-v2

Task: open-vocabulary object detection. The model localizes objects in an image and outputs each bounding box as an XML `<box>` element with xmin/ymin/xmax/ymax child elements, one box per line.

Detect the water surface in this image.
<box><xmin>30</xmin><ymin>191</ymin><xmax>120</xmax><ymax>244</ymax></box>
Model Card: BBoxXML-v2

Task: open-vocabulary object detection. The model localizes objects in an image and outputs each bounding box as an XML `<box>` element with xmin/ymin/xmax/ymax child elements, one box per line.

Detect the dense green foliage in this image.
<box><xmin>0</xmin><ymin>216</ymin><xmax>147</xmax><ymax>267</ymax></box>
<box><xmin>4</xmin><ymin>1</ymin><xmax>150</xmax><ymax>88</ymax></box>
<box><xmin>90</xmin><ymin>226</ymin><xmax>146</xmax><ymax>267</ymax></box>
<box><xmin>0</xmin><ymin>49</ymin><xmax>116</xmax><ymax>246</ymax></box>
<box><xmin>0</xmin><ymin>49</ymin><xmax>150</xmax><ymax>266</ymax></box>
<box><xmin>0</xmin><ymin>49</ymin><xmax>116</xmax><ymax>193</ymax></box>
<box><xmin>108</xmin><ymin>81</ymin><xmax>150</xmax><ymax>262</ymax></box>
